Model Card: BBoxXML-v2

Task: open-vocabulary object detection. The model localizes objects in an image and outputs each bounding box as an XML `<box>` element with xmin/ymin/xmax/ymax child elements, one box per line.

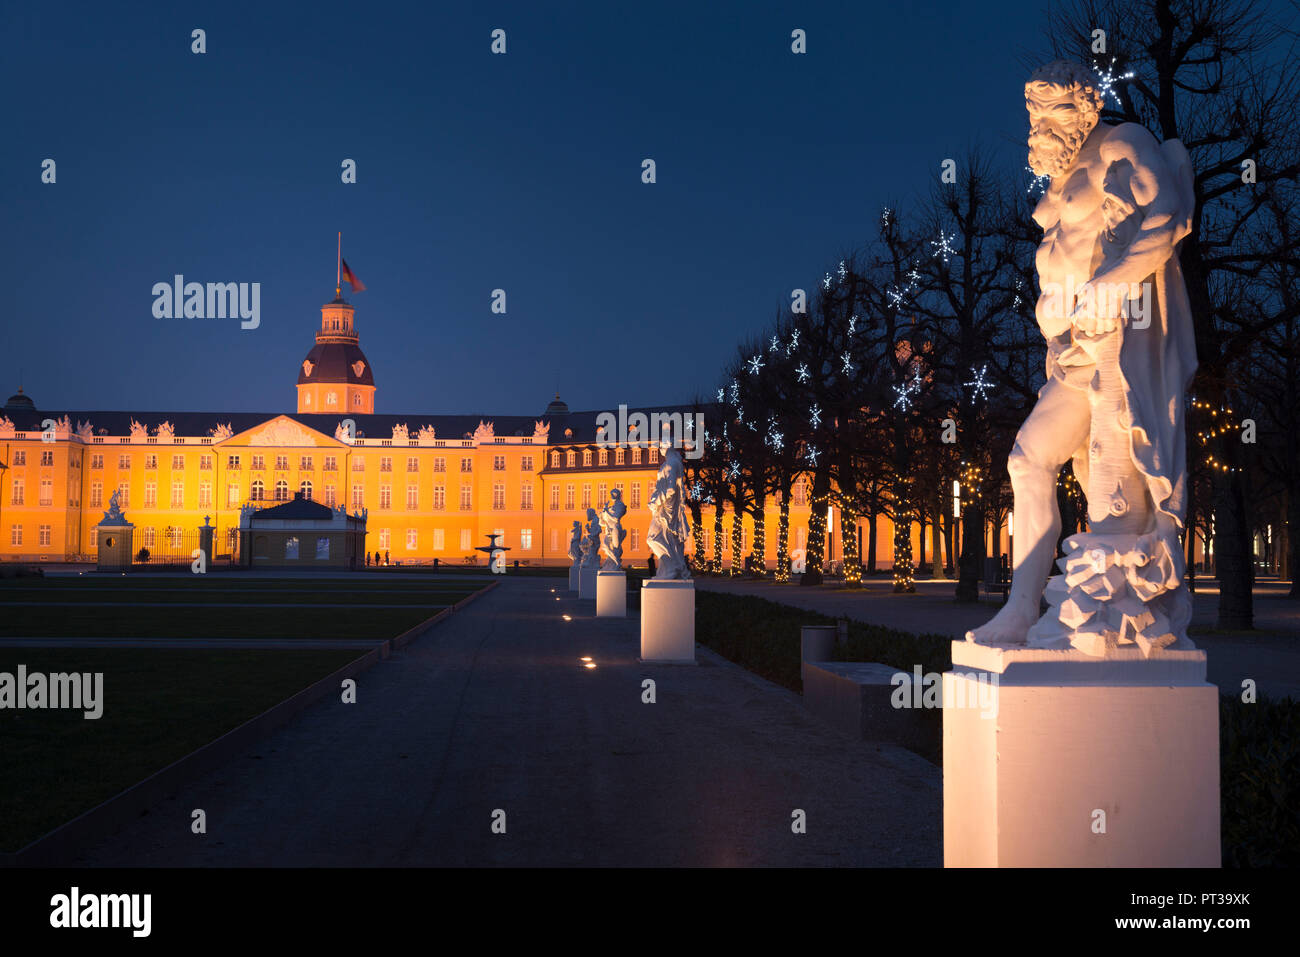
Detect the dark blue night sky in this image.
<box><xmin>6</xmin><ymin>1</ymin><xmax>1056</xmax><ymax>417</ymax></box>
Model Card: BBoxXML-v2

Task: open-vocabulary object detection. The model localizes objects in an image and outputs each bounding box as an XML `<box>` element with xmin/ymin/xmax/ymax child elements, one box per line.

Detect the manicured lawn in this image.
<box><xmin>0</xmin><ymin>647</ymin><xmax>364</xmax><ymax>852</ymax></box>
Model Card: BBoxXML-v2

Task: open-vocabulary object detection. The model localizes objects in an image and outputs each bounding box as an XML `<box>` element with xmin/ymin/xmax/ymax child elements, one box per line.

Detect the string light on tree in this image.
<box><xmin>786</xmin><ymin>329</ymin><xmax>800</xmax><ymax>356</ymax></box>
<box><xmin>1093</xmin><ymin>57</ymin><xmax>1134</xmax><ymax>108</ymax></box>
<box><xmin>931</xmin><ymin>229</ymin><xmax>956</xmax><ymax>264</ymax></box>
<box><xmin>809</xmin><ymin>403</ymin><xmax>822</xmax><ymax>429</ymax></box>
<box><xmin>796</xmin><ymin>363</ymin><xmax>810</xmax><ymax>384</ymax></box>
<box><xmin>841</xmin><ymin>352</ymin><xmax>853</xmax><ymax>375</ymax></box>
<box><xmin>1025</xmin><ymin>166</ymin><xmax>1050</xmax><ymax>196</ymax></box>
<box><xmin>892</xmin><ymin>371</ymin><xmax>922</xmax><ymax>411</ymax></box>
<box><xmin>823</xmin><ymin>273</ymin><xmax>832</xmax><ymax>290</ymax></box>
<box><xmin>838</xmin><ymin>261</ymin><xmax>847</xmax><ymax>281</ymax></box>
<box><xmin>964</xmin><ymin>364</ymin><xmax>993</xmax><ymax>403</ymax></box>
<box><xmin>806</xmin><ymin>443</ymin><xmax>820</xmax><ymax>466</ymax></box>
<box><xmin>748</xmin><ymin>354</ymin><xmax>764</xmax><ymax>375</ymax></box>
<box><xmin>769</xmin><ymin>335</ymin><xmax>780</xmax><ymax>353</ymax></box>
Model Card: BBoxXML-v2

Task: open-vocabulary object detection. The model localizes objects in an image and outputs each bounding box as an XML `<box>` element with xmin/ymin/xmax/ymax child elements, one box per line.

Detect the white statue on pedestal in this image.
<box><xmin>968</xmin><ymin>61</ymin><xmax>1198</xmax><ymax>658</ymax></box>
<box><xmin>581</xmin><ymin>508</ymin><xmax>601</xmax><ymax>568</ymax></box>
<box><xmin>600</xmin><ymin>489</ymin><xmax>627</xmax><ymax>570</ymax></box>
<box><xmin>568</xmin><ymin>520</ymin><xmax>583</xmax><ymax>569</ymax></box>
<box><xmin>647</xmin><ymin>446</ymin><xmax>691</xmax><ymax>580</ymax></box>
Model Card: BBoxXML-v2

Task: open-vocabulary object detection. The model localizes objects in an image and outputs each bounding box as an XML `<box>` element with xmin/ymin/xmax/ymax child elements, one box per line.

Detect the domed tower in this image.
<box><xmin>3</xmin><ymin>386</ymin><xmax>36</xmax><ymax>413</ymax></box>
<box><xmin>296</xmin><ymin>295</ymin><xmax>376</xmax><ymax>414</ymax></box>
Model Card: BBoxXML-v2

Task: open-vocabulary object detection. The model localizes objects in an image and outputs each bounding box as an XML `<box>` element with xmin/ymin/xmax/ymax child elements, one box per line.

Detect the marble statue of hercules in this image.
<box><xmin>968</xmin><ymin>61</ymin><xmax>1197</xmax><ymax>649</ymax></box>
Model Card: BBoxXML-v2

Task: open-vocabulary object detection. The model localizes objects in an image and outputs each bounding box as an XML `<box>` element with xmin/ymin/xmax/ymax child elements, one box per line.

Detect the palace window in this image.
<box><xmin>378</xmin><ymin>529</ymin><xmax>390</xmax><ymax>550</ymax></box>
<box><xmin>407</xmin><ymin>485</ymin><xmax>418</xmax><ymax>510</ymax></box>
<box><xmin>492</xmin><ymin>482</ymin><xmax>505</xmax><ymax>509</ymax></box>
<box><xmin>117</xmin><ymin>484</ymin><xmax>129</xmax><ymax>507</ymax></box>
<box><xmin>143</xmin><ymin>527</ymin><xmax>156</xmax><ymax>548</ymax></box>
<box><xmin>274</xmin><ymin>480</ymin><xmax>289</xmax><ymax>502</ymax></box>
<box><xmin>433</xmin><ymin>528</ymin><xmax>445</xmax><ymax>551</ymax></box>
<box><xmin>326</xmin><ymin>392</ymin><xmax>337</xmax><ymax>407</ymax></box>
<box><xmin>630</xmin><ymin>528</ymin><xmax>639</xmax><ymax>551</ymax></box>
<box><xmin>275</xmin><ymin>455</ymin><xmax>289</xmax><ymax>471</ymax></box>
<box><xmin>352</xmin><ymin>457</ymin><xmax>365</xmax><ymax>471</ymax></box>
<box><xmin>565</xmin><ymin>484</ymin><xmax>575</xmax><ymax>510</ymax></box>
<box><xmin>144</xmin><ymin>482</ymin><xmax>157</xmax><ymax>508</ymax></box>
<box><xmin>520</xmin><ymin>528</ymin><xmax>533</xmax><ymax>550</ymax></box>
<box><xmin>300</xmin><ymin>455</ymin><xmax>313</xmax><ymax>471</ymax></box>
<box><xmin>171</xmin><ymin>482</ymin><xmax>184</xmax><ymax>508</ymax></box>
<box><xmin>433</xmin><ymin>457</ymin><xmax>446</xmax><ymax>473</ymax></box>
<box><xmin>352</xmin><ymin>485</ymin><xmax>363</xmax><ymax>509</ymax></box>
<box><xmin>300</xmin><ymin>480</ymin><xmax>313</xmax><ymax>500</ymax></box>
<box><xmin>493</xmin><ymin>455</ymin><xmax>506</xmax><ymax>471</ymax></box>
<box><xmin>379</xmin><ymin>485</ymin><xmax>391</xmax><ymax>509</ymax></box>
<box><xmin>227</xmin><ymin>455</ymin><xmax>240</xmax><ymax>470</ymax></box>
<box><xmin>649</xmin><ymin>447</ymin><xmax>659</xmax><ymax>464</ymax></box>
<box><xmin>460</xmin><ymin>458</ymin><xmax>473</xmax><ymax>473</ymax></box>
<box><xmin>615</xmin><ymin>448</ymin><xmax>625</xmax><ymax>465</ymax></box>
<box><xmin>9</xmin><ymin>525</ymin><xmax>20</xmax><ymax>546</ymax></box>
<box><xmin>550</xmin><ymin>451</ymin><xmax>561</xmax><ymax>468</ymax></box>
<box><xmin>91</xmin><ymin>482</ymin><xmax>103</xmax><ymax>507</ymax></box>
<box><xmin>250</xmin><ymin>480</ymin><xmax>265</xmax><ymax>501</ymax></box>
<box><xmin>597</xmin><ymin>483</ymin><xmax>607</xmax><ymax>505</ymax></box>
<box><xmin>460</xmin><ymin>486</ymin><xmax>472</xmax><ymax>510</ymax></box>
<box><xmin>582</xmin><ymin>450</ymin><xmax>592</xmax><ymax>467</ymax></box>
<box><xmin>406</xmin><ymin>528</ymin><xmax>417</xmax><ymax>550</ymax></box>
<box><xmin>324</xmin><ymin>485</ymin><xmax>336</xmax><ymax>507</ymax></box>
<box><xmin>251</xmin><ymin>455</ymin><xmax>265</xmax><ymax>471</ymax></box>
<box><xmin>630</xmin><ymin>484</ymin><xmax>640</xmax><ymax>508</ymax></box>
<box><xmin>460</xmin><ymin>529</ymin><xmax>471</xmax><ymax>551</ymax></box>
<box><xmin>598</xmin><ymin>449</ymin><xmax>608</xmax><ymax>466</ymax></box>
<box><xmin>145</xmin><ymin>454</ymin><xmax>157</xmax><ymax>469</ymax></box>
<box><xmin>631</xmin><ymin>448</ymin><xmax>642</xmax><ymax>465</ymax></box>
<box><xmin>39</xmin><ymin>479</ymin><xmax>53</xmax><ymax>507</ymax></box>
<box><xmin>227</xmin><ymin>485</ymin><xmax>240</xmax><ymax>507</ymax></box>
<box><xmin>91</xmin><ymin>454</ymin><xmax>103</xmax><ymax>469</ymax></box>
<box><xmin>200</xmin><ymin>455</ymin><xmax>212</xmax><ymax>470</ymax></box>
<box><xmin>521</xmin><ymin>456</ymin><xmax>533</xmax><ymax>471</ymax></box>
<box><xmin>566</xmin><ymin>450</ymin><xmax>576</xmax><ymax>468</ymax></box>
<box><xmin>9</xmin><ymin>480</ymin><xmax>21</xmax><ymax>506</ymax></box>
<box><xmin>433</xmin><ymin>485</ymin><xmax>446</xmax><ymax>510</ymax></box>
<box><xmin>172</xmin><ymin>454</ymin><xmax>184</xmax><ymax>470</ymax></box>
<box><xmin>582</xmin><ymin>483</ymin><xmax>591</xmax><ymax>509</ymax></box>
<box><xmin>323</xmin><ymin>456</ymin><xmax>337</xmax><ymax>471</ymax></box>
<box><xmin>407</xmin><ymin>456</ymin><xmax>419</xmax><ymax>473</ymax></box>
<box><xmin>521</xmin><ymin>485</ymin><xmax>533</xmax><ymax>510</ymax></box>
<box><xmin>41</xmin><ymin>450</ymin><xmax>54</xmax><ymax>467</ymax></box>
<box><xmin>550</xmin><ymin>485</ymin><xmax>559</xmax><ymax>510</ymax></box>
<box><xmin>550</xmin><ymin>528</ymin><xmax>558</xmax><ymax>552</ymax></box>
<box><xmin>199</xmin><ymin>482</ymin><xmax>212</xmax><ymax>508</ymax></box>
<box><xmin>380</xmin><ymin>457</ymin><xmax>392</xmax><ymax>473</ymax></box>
<box><xmin>38</xmin><ymin>526</ymin><xmax>51</xmax><ymax>547</ymax></box>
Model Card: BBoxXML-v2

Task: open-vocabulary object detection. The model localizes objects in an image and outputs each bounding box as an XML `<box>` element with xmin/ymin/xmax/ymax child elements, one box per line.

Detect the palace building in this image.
<box><xmin>0</xmin><ymin>292</ymin><xmax>830</xmax><ymax>568</ymax></box>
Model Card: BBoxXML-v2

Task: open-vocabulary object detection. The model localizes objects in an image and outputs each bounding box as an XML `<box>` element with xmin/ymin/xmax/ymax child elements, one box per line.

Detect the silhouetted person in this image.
<box><xmin>647</xmin><ymin>554</ymin><xmax>657</xmax><ymax>577</ymax></box>
<box><xmin>384</xmin><ymin>549</ymin><xmax>389</xmax><ymax>566</ymax></box>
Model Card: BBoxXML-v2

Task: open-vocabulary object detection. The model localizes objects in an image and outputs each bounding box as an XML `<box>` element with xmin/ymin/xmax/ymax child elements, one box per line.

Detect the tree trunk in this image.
<box><xmin>956</xmin><ymin>501</ymin><xmax>984</xmax><ymax>602</ymax></box>
<box><xmin>1214</xmin><ymin>441</ymin><xmax>1254</xmax><ymax>628</ymax></box>
<box><xmin>800</xmin><ymin>466</ymin><xmax>831</xmax><ymax>586</ymax></box>
<box><xmin>776</xmin><ymin>491</ymin><xmax>792</xmax><ymax>583</ymax></box>
<box><xmin>866</xmin><ymin>509</ymin><xmax>878</xmax><ymax>574</ymax></box>
<box><xmin>931</xmin><ymin>493</ymin><xmax>943</xmax><ymax>578</ymax></box>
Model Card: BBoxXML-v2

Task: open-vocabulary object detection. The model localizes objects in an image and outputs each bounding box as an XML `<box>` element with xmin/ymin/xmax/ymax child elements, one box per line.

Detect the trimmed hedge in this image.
<box><xmin>694</xmin><ymin>589</ymin><xmax>1300</xmax><ymax>868</ymax></box>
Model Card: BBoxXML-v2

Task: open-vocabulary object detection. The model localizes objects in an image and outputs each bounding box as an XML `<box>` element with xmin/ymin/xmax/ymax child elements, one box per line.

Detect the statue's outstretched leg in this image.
<box><xmin>967</xmin><ymin>377</ymin><xmax>1091</xmax><ymax>644</ymax></box>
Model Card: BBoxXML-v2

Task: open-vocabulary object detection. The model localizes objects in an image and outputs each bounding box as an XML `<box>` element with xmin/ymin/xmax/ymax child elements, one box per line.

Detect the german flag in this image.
<box><xmin>340</xmin><ymin>258</ymin><xmax>366</xmax><ymax>293</ymax></box>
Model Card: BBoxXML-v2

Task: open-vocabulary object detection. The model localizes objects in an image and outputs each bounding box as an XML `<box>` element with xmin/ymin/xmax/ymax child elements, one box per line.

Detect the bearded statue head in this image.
<box><xmin>1025</xmin><ymin>61</ymin><xmax>1105</xmax><ymax>179</ymax></box>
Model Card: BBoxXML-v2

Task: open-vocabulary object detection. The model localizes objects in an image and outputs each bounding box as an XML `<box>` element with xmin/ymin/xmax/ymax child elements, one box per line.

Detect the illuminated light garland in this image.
<box><xmin>931</xmin><ymin>229</ymin><xmax>955</xmax><ymax>264</ymax></box>
<box><xmin>712</xmin><ymin>508</ymin><xmax>724</xmax><ymax>573</ymax></box>
<box><xmin>753</xmin><ymin>510</ymin><xmax>767</xmax><ymax>577</ymax></box>
<box><xmin>748</xmin><ymin>354</ymin><xmax>764</xmax><ymax>375</ymax></box>
<box><xmin>809</xmin><ymin>403</ymin><xmax>822</xmax><ymax>429</ymax></box>
<box><xmin>841</xmin><ymin>352</ymin><xmax>853</xmax><ymax>375</ymax></box>
<box><xmin>730</xmin><ymin>511</ymin><xmax>744</xmax><ymax>576</ymax></box>
<box><xmin>769</xmin><ymin>335</ymin><xmax>780</xmax><ymax>353</ymax></box>
<box><xmin>964</xmin><ymin>364</ymin><xmax>993</xmax><ymax>403</ymax></box>
<box><xmin>848</xmin><ymin>314</ymin><xmax>857</xmax><ymax>335</ymax></box>
<box><xmin>842</xmin><ymin>504</ymin><xmax>862</xmax><ymax>586</ymax></box>
<box><xmin>806</xmin><ymin>443</ymin><xmax>820</xmax><ymax>467</ymax></box>
<box><xmin>823</xmin><ymin>273</ymin><xmax>832</xmax><ymax>290</ymax></box>
<box><xmin>1093</xmin><ymin>57</ymin><xmax>1135</xmax><ymax>108</ymax></box>
<box><xmin>838</xmin><ymin>261</ymin><xmax>847</xmax><ymax>281</ymax></box>
<box><xmin>804</xmin><ymin>491</ymin><xmax>829</xmax><ymax>579</ymax></box>
<box><xmin>1025</xmin><ymin>166</ymin><xmax>1051</xmax><ymax>196</ymax></box>
<box><xmin>892</xmin><ymin>499</ymin><xmax>915</xmax><ymax>593</ymax></box>
<box><xmin>775</xmin><ymin>503</ymin><xmax>791</xmax><ymax>583</ymax></box>
<box><xmin>796</xmin><ymin>363</ymin><xmax>810</xmax><ymax>384</ymax></box>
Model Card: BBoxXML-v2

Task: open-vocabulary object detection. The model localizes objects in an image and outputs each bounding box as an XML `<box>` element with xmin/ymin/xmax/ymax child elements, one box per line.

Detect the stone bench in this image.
<box><xmin>802</xmin><ymin>661</ymin><xmax>935</xmax><ymax>753</ymax></box>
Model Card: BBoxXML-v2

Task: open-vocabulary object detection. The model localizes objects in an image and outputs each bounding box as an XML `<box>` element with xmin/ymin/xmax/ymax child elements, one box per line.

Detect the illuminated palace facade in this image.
<box><xmin>0</xmin><ymin>294</ymin><xmax>846</xmax><ymax>567</ymax></box>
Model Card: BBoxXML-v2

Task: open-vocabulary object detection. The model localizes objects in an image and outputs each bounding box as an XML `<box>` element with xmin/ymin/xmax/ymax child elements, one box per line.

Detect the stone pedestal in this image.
<box><xmin>579</xmin><ymin>565</ymin><xmax>598</xmax><ymax>600</ymax></box>
<box><xmin>96</xmin><ymin>523</ymin><xmax>134</xmax><ymax>571</ymax></box>
<box><xmin>943</xmin><ymin>640</ymin><xmax>1219</xmax><ymax>867</ymax></box>
<box><xmin>800</xmin><ymin>624</ymin><xmax>837</xmax><ymax>686</ymax></box>
<box><xmin>640</xmin><ymin>579</ymin><xmax>695</xmax><ymax>663</ymax></box>
<box><xmin>568</xmin><ymin>564</ymin><xmax>580</xmax><ymax>593</ymax></box>
<box><xmin>596</xmin><ymin>570</ymin><xmax>627</xmax><ymax>618</ymax></box>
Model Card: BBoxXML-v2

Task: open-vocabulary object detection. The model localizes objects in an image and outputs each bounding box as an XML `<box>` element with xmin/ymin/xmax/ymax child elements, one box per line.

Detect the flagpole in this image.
<box><xmin>336</xmin><ymin>232</ymin><xmax>342</xmax><ymax>298</ymax></box>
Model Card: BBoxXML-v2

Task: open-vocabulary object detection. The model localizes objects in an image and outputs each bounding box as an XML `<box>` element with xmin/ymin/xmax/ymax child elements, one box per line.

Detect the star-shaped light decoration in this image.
<box><xmin>809</xmin><ymin>403</ymin><xmax>822</xmax><ymax>428</ymax></box>
<box><xmin>788</xmin><ymin>329</ymin><xmax>801</xmax><ymax>355</ymax></box>
<box><xmin>716</xmin><ymin>388</ymin><xmax>724</xmax><ymax>403</ymax></box>
<box><xmin>931</xmin><ymin>229</ymin><xmax>956</xmax><ymax>264</ymax></box>
<box><xmin>769</xmin><ymin>335</ymin><xmax>780</xmax><ymax>353</ymax></box>
<box><xmin>729</xmin><ymin>379</ymin><xmax>740</xmax><ymax>404</ymax></box>
<box><xmin>881</xmin><ymin>207</ymin><xmax>892</xmax><ymax>228</ymax></box>
<box><xmin>1093</xmin><ymin>57</ymin><xmax>1134</xmax><ymax>108</ymax></box>
<box><xmin>726</xmin><ymin>461</ymin><xmax>740</xmax><ymax>480</ymax></box>
<box><xmin>848</xmin><ymin>314</ymin><xmax>857</xmax><ymax>335</ymax></box>
<box><xmin>838</xmin><ymin>261</ymin><xmax>847</xmax><ymax>281</ymax></box>
<box><xmin>964</xmin><ymin>363</ymin><xmax>993</xmax><ymax>403</ymax></box>
<box><xmin>747</xmin><ymin>354</ymin><xmax>764</xmax><ymax>376</ymax></box>
<box><xmin>796</xmin><ymin>363</ymin><xmax>810</xmax><ymax>384</ymax></box>
<box><xmin>806</xmin><ymin>443</ymin><xmax>820</xmax><ymax>466</ymax></box>
<box><xmin>887</xmin><ymin>285</ymin><xmax>907</xmax><ymax>309</ymax></box>
<box><xmin>823</xmin><ymin>273</ymin><xmax>832</xmax><ymax>290</ymax></box>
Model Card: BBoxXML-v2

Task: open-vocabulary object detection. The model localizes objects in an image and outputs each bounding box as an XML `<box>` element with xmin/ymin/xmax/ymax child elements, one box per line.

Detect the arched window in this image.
<box><xmin>326</xmin><ymin>392</ymin><xmax>337</xmax><ymax>407</ymax></box>
<box><xmin>250</xmin><ymin>479</ymin><xmax>265</xmax><ymax>501</ymax></box>
<box><xmin>582</xmin><ymin>449</ymin><xmax>592</xmax><ymax>467</ymax></box>
<box><xmin>275</xmin><ymin>480</ymin><xmax>289</xmax><ymax>502</ymax></box>
<box><xmin>598</xmin><ymin>449</ymin><xmax>608</xmax><ymax>466</ymax></box>
<box><xmin>550</xmin><ymin>451</ymin><xmax>560</xmax><ymax>468</ymax></box>
<box><xmin>300</xmin><ymin>480</ymin><xmax>313</xmax><ymax>500</ymax></box>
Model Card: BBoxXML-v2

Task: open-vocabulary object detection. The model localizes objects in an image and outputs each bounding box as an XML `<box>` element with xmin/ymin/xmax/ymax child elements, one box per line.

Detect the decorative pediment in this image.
<box><xmin>129</xmin><ymin>419</ymin><xmax>148</xmax><ymax>441</ymax></box>
<box><xmin>392</xmin><ymin>423</ymin><xmax>409</xmax><ymax>443</ymax></box>
<box><xmin>351</xmin><ymin>360</ymin><xmax>366</xmax><ymax>378</ymax></box>
<box><xmin>247</xmin><ymin>417</ymin><xmax>319</xmax><ymax>447</ymax></box>
<box><xmin>533</xmin><ymin>419</ymin><xmax>550</xmax><ymax>441</ymax></box>
<box><xmin>417</xmin><ymin>424</ymin><xmax>437</xmax><ymax>444</ymax></box>
<box><xmin>473</xmin><ymin>420</ymin><xmax>495</xmax><ymax>442</ymax></box>
<box><xmin>210</xmin><ymin>422</ymin><xmax>234</xmax><ymax>441</ymax></box>
<box><xmin>302</xmin><ymin>359</ymin><xmax>314</xmax><ymax>377</ymax></box>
